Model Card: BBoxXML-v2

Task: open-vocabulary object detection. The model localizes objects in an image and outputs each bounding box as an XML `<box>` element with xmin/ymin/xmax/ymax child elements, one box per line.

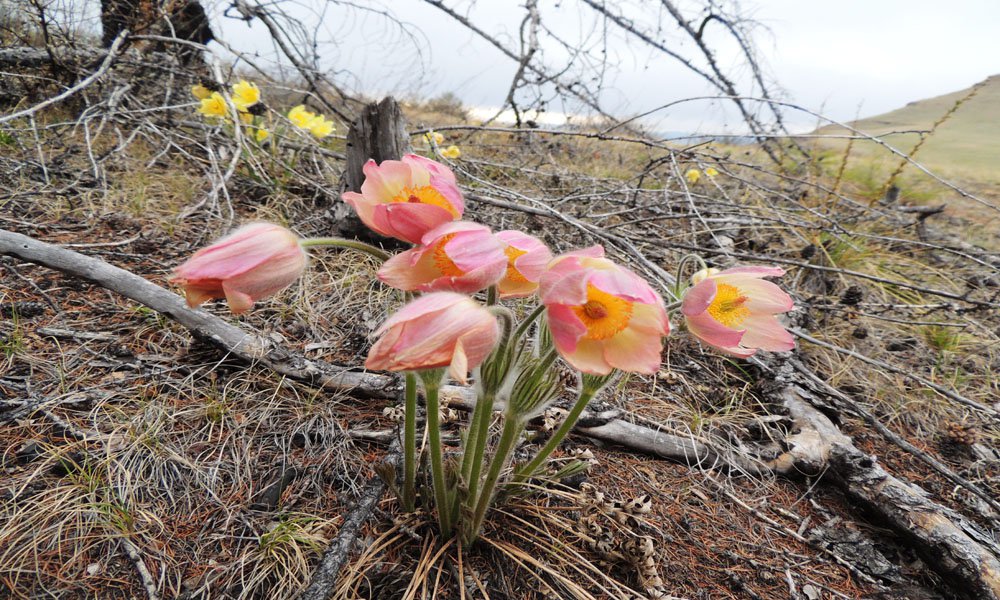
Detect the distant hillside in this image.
<box><xmin>817</xmin><ymin>75</ymin><xmax>1000</xmax><ymax>185</ymax></box>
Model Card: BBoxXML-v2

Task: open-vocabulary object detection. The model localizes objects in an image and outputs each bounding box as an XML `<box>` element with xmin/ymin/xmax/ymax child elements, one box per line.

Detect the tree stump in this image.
<box><xmin>333</xmin><ymin>97</ymin><xmax>413</xmax><ymax>245</ymax></box>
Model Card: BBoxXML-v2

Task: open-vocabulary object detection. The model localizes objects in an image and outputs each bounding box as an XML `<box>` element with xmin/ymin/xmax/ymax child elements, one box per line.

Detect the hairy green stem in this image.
<box><xmin>465</xmin><ymin>415</ymin><xmax>524</xmax><ymax>544</ymax></box>
<box><xmin>462</xmin><ymin>392</ymin><xmax>494</xmax><ymax>505</ymax></box>
<box><xmin>299</xmin><ymin>237</ymin><xmax>391</xmax><ymax>261</ymax></box>
<box><xmin>512</xmin><ymin>386</ymin><xmax>597</xmax><ymax>484</ymax></box>
<box><xmin>420</xmin><ymin>371</ymin><xmax>452</xmax><ymax>537</ymax></box>
<box><xmin>401</xmin><ymin>372</ymin><xmax>417</xmax><ymax>512</ymax></box>
<box><xmin>512</xmin><ymin>304</ymin><xmax>546</xmax><ymax>343</ymax></box>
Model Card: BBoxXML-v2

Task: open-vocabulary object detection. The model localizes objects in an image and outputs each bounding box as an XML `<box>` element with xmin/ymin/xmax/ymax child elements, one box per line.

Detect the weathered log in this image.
<box><xmin>830</xmin><ymin>443</ymin><xmax>1000</xmax><ymax>599</ymax></box>
<box><xmin>333</xmin><ymin>97</ymin><xmax>413</xmax><ymax>242</ymax></box>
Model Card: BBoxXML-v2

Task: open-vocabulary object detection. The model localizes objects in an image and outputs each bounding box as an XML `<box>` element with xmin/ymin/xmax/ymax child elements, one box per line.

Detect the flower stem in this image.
<box><xmin>511</xmin><ymin>384</ymin><xmax>600</xmax><ymax>485</ymax></box>
<box><xmin>465</xmin><ymin>414</ymin><xmax>524</xmax><ymax>544</ymax></box>
<box><xmin>512</xmin><ymin>304</ymin><xmax>546</xmax><ymax>343</ymax></box>
<box><xmin>299</xmin><ymin>237</ymin><xmax>391</xmax><ymax>261</ymax></box>
<box><xmin>401</xmin><ymin>372</ymin><xmax>417</xmax><ymax>512</ymax></box>
<box><xmin>420</xmin><ymin>371</ymin><xmax>453</xmax><ymax>537</ymax></box>
<box><xmin>462</xmin><ymin>392</ymin><xmax>494</xmax><ymax>504</ymax></box>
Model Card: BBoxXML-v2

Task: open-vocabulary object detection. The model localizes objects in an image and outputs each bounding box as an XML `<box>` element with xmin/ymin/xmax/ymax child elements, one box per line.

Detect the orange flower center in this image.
<box><xmin>707</xmin><ymin>283</ymin><xmax>750</xmax><ymax>328</ymax></box>
<box><xmin>392</xmin><ymin>185</ymin><xmax>460</xmax><ymax>217</ymax></box>
<box><xmin>503</xmin><ymin>245</ymin><xmax>530</xmax><ymax>283</ymax></box>
<box><xmin>571</xmin><ymin>284</ymin><xmax>633</xmax><ymax>340</ymax></box>
<box><xmin>432</xmin><ymin>234</ymin><xmax>465</xmax><ymax>276</ymax></box>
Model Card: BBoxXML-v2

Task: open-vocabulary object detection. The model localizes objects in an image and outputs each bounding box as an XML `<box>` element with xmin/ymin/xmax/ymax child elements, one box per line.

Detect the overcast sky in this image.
<box><xmin>210</xmin><ymin>0</ymin><xmax>999</xmax><ymax>133</ymax></box>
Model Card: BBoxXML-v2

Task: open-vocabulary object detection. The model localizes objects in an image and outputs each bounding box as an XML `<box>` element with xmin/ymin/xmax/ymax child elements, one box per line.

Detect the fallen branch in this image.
<box><xmin>755</xmin><ymin>353</ymin><xmax>1000</xmax><ymax>600</ymax></box>
<box><xmin>298</xmin><ymin>441</ymin><xmax>401</xmax><ymax>600</ymax></box>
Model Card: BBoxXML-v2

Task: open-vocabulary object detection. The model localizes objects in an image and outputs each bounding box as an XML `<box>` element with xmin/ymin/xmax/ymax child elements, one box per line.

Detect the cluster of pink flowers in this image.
<box><xmin>170</xmin><ymin>154</ymin><xmax>796</xmax><ymax>378</ymax></box>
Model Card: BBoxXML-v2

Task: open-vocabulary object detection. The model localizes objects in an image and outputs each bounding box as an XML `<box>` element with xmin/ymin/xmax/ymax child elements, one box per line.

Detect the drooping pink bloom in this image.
<box><xmin>377</xmin><ymin>221</ymin><xmax>507</xmax><ymax>294</ymax></box>
<box><xmin>539</xmin><ymin>246</ymin><xmax>670</xmax><ymax>375</ymax></box>
<box><xmin>681</xmin><ymin>266</ymin><xmax>795</xmax><ymax>358</ymax></box>
<box><xmin>169</xmin><ymin>222</ymin><xmax>307</xmax><ymax>315</ymax></box>
<box><xmin>495</xmin><ymin>230</ymin><xmax>553</xmax><ymax>298</ymax></box>
<box><xmin>366</xmin><ymin>292</ymin><xmax>499</xmax><ymax>383</ymax></box>
<box><xmin>341</xmin><ymin>154</ymin><xmax>464</xmax><ymax>244</ymax></box>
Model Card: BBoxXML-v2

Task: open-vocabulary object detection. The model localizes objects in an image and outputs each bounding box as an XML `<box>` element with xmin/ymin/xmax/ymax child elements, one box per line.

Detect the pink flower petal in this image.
<box><xmin>685</xmin><ymin>311</ymin><xmax>746</xmax><ymax>350</ymax></box>
<box><xmin>374</xmin><ymin>202</ymin><xmax>455</xmax><ymax>244</ymax></box>
<box><xmin>722</xmin><ymin>276</ymin><xmax>794</xmax><ymax>314</ymax></box>
<box><xmin>545</xmin><ymin>304</ymin><xmax>587</xmax><ymax>354</ymax></box>
<box><xmin>359</xmin><ymin>159</ymin><xmax>411</xmax><ymax>201</ymax></box>
<box><xmin>717</xmin><ymin>265</ymin><xmax>786</xmax><ymax>279</ymax></box>
<box><xmin>602</xmin><ymin>324</ymin><xmax>663</xmax><ymax>374</ymax></box>
<box><xmin>738</xmin><ymin>315</ymin><xmax>795</xmax><ymax>352</ymax></box>
<box><xmin>681</xmin><ymin>278</ymin><xmax>717</xmax><ymax>317</ymax></box>
<box><xmin>562</xmin><ymin>338</ymin><xmax>613</xmax><ymax>375</ymax></box>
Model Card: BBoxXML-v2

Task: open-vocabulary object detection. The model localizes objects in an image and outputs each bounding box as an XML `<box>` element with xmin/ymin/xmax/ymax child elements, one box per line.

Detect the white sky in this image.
<box><xmin>208</xmin><ymin>0</ymin><xmax>1000</xmax><ymax>133</ymax></box>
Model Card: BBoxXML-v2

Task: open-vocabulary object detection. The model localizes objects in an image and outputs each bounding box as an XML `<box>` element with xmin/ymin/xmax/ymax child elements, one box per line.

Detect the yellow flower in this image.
<box><xmin>238</xmin><ymin>111</ymin><xmax>254</xmax><ymax>124</ymax></box>
<box><xmin>440</xmin><ymin>145</ymin><xmax>461</xmax><ymax>159</ymax></box>
<box><xmin>198</xmin><ymin>92</ymin><xmax>228</xmax><ymax>118</ymax></box>
<box><xmin>231</xmin><ymin>80</ymin><xmax>260</xmax><ymax>111</ymax></box>
<box><xmin>191</xmin><ymin>84</ymin><xmax>211</xmax><ymax>100</ymax></box>
<box><xmin>254</xmin><ymin>128</ymin><xmax>269</xmax><ymax>143</ymax></box>
<box><xmin>424</xmin><ymin>131</ymin><xmax>445</xmax><ymax>145</ymax></box>
<box><xmin>705</xmin><ymin>167</ymin><xmax>719</xmax><ymax>178</ymax></box>
<box><xmin>307</xmin><ymin>114</ymin><xmax>334</xmax><ymax>138</ymax></box>
<box><xmin>685</xmin><ymin>168</ymin><xmax>701</xmax><ymax>185</ymax></box>
<box><xmin>288</xmin><ymin>105</ymin><xmax>315</xmax><ymax>128</ymax></box>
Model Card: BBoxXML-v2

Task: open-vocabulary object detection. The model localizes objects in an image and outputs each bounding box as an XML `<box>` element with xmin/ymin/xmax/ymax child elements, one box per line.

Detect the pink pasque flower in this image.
<box><xmin>495</xmin><ymin>230</ymin><xmax>553</xmax><ymax>298</ymax></box>
<box><xmin>366</xmin><ymin>292</ymin><xmax>499</xmax><ymax>383</ymax></box>
<box><xmin>378</xmin><ymin>221</ymin><xmax>507</xmax><ymax>294</ymax></box>
<box><xmin>681</xmin><ymin>266</ymin><xmax>795</xmax><ymax>358</ymax></box>
<box><xmin>540</xmin><ymin>246</ymin><xmax>670</xmax><ymax>375</ymax></box>
<box><xmin>341</xmin><ymin>154</ymin><xmax>464</xmax><ymax>244</ymax></box>
<box><xmin>170</xmin><ymin>222</ymin><xmax>307</xmax><ymax>315</ymax></box>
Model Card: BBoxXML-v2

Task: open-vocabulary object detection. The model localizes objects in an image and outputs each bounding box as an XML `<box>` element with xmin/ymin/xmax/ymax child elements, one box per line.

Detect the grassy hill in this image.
<box><xmin>816</xmin><ymin>74</ymin><xmax>1000</xmax><ymax>186</ymax></box>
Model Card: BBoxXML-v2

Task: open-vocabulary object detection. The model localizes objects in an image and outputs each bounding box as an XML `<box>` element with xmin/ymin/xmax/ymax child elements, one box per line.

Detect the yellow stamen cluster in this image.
<box><xmin>503</xmin><ymin>245</ymin><xmax>529</xmax><ymax>283</ymax></box>
<box><xmin>707</xmin><ymin>283</ymin><xmax>750</xmax><ymax>328</ymax></box>
<box><xmin>391</xmin><ymin>185</ymin><xmax>460</xmax><ymax>217</ymax></box>
<box><xmin>571</xmin><ymin>284</ymin><xmax>633</xmax><ymax>340</ymax></box>
<box><xmin>431</xmin><ymin>234</ymin><xmax>464</xmax><ymax>276</ymax></box>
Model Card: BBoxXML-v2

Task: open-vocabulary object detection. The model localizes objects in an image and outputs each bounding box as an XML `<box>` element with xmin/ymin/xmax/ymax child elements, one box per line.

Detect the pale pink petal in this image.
<box><xmin>223</xmin><ymin>247</ymin><xmax>307</xmax><ymax>301</ymax></box>
<box><xmin>374</xmin><ymin>203</ymin><xmax>455</xmax><ymax>244</ymax></box>
<box><xmin>376</xmin><ymin>246</ymin><xmax>439</xmax><ymax>291</ymax></box>
<box><xmin>721</xmin><ymin>276</ymin><xmax>794</xmax><ymax>314</ymax></box>
<box><xmin>681</xmin><ymin>279</ymin><xmax>717</xmax><ymax>317</ymax></box>
<box><xmin>444</xmin><ymin>231</ymin><xmax>505</xmax><ymax>274</ymax></box>
<box><xmin>497</xmin><ymin>280</ymin><xmax>538</xmax><ymax>298</ymax></box>
<box><xmin>359</xmin><ymin>159</ymin><xmax>411</xmax><ymax>202</ymax></box>
<box><xmin>588</xmin><ymin>264</ymin><xmax>659</xmax><ymax>304</ymax></box>
<box><xmin>342</xmin><ymin>191</ymin><xmax>382</xmax><ymax>235</ymax></box>
<box><xmin>738</xmin><ymin>315</ymin><xmax>795</xmax><ymax>352</ymax></box>
<box><xmin>602</xmin><ymin>325</ymin><xmax>663</xmax><ymax>374</ymax></box>
<box><xmin>221</xmin><ymin>286</ymin><xmax>255</xmax><ymax>315</ymax></box>
<box><xmin>628</xmin><ymin>302</ymin><xmax>671</xmax><ymax>337</ymax></box>
<box><xmin>716</xmin><ymin>265</ymin><xmax>785</xmax><ymax>279</ymax></box>
<box><xmin>539</xmin><ymin>256</ymin><xmax>590</xmax><ymax>305</ymax></box>
<box><xmin>561</xmin><ymin>338</ymin><xmax>613</xmax><ymax>375</ymax></box>
<box><xmin>174</xmin><ymin>223</ymin><xmax>292</xmax><ymax>280</ymax></box>
<box><xmin>418</xmin><ymin>261</ymin><xmax>506</xmax><ymax>294</ymax></box>
<box><xmin>685</xmin><ymin>311</ymin><xmax>746</xmax><ymax>350</ymax></box>
<box><xmin>403</xmin><ymin>154</ymin><xmax>457</xmax><ymax>185</ymax></box>
<box><xmin>375</xmin><ymin>292</ymin><xmax>467</xmax><ymax>335</ymax></box>
<box><xmin>419</xmin><ymin>220</ymin><xmax>488</xmax><ymax>244</ymax></box>
<box><xmin>545</xmin><ymin>304</ymin><xmax>587</xmax><ymax>354</ymax></box>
